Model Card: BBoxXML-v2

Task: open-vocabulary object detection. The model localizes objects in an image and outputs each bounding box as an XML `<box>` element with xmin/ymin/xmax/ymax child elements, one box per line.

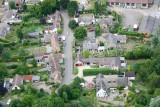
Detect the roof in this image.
<box><xmin>32</xmin><ymin>76</ymin><xmax>40</xmax><ymax>81</ymax></box>
<box><xmin>98</xmin><ymin>18</ymin><xmax>114</xmax><ymax>27</ymax></box>
<box><xmin>107</xmin><ymin>0</ymin><xmax>149</xmax><ymax>4</ymax></box>
<box><xmin>83</xmin><ymin>41</ymin><xmax>98</xmax><ymax>50</ymax></box>
<box><xmin>44</xmin><ymin>26</ymin><xmax>54</xmax><ymax>30</ymax></box>
<box><xmin>1</xmin><ymin>9</ymin><xmax>18</xmax><ymax>21</ymax></box>
<box><xmin>43</xmin><ymin>34</ymin><xmax>51</xmax><ymax>43</ymax></box>
<box><xmin>87</xmin><ymin>32</ymin><xmax>96</xmax><ymax>43</ymax></box>
<box><xmin>25</xmin><ymin>0</ymin><xmax>40</xmax><ymax>4</ymax></box>
<box><xmin>48</xmin><ymin>54</ymin><xmax>62</xmax><ymax>83</ymax></box>
<box><xmin>96</xmin><ymin>74</ymin><xmax>128</xmax><ymax>92</ymax></box>
<box><xmin>138</xmin><ymin>16</ymin><xmax>160</xmax><ymax>34</ymax></box>
<box><xmin>81</xmin><ymin>57</ymin><xmax>122</xmax><ymax>69</ymax></box>
<box><xmin>106</xmin><ymin>33</ymin><xmax>127</xmax><ymax>46</ymax></box>
<box><xmin>79</xmin><ymin>14</ymin><xmax>94</xmax><ymax>23</ymax></box>
<box><xmin>34</xmin><ymin>52</ymin><xmax>44</xmax><ymax>60</ymax></box>
<box><xmin>51</xmin><ymin>34</ymin><xmax>60</xmax><ymax>53</ymax></box>
<box><xmin>28</xmin><ymin>31</ymin><xmax>40</xmax><ymax>38</ymax></box>
<box><xmin>125</xmin><ymin>72</ymin><xmax>135</xmax><ymax>77</ymax></box>
<box><xmin>53</xmin><ymin>11</ymin><xmax>61</xmax><ymax>29</ymax></box>
<box><xmin>23</xmin><ymin>75</ymin><xmax>33</xmax><ymax>81</ymax></box>
<box><xmin>12</xmin><ymin>74</ymin><xmax>23</xmax><ymax>87</ymax></box>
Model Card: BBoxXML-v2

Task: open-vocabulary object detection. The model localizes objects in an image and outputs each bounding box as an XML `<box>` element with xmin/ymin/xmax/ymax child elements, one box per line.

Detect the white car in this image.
<box><xmin>67</xmin><ymin>32</ymin><xmax>69</xmax><ymax>36</ymax></box>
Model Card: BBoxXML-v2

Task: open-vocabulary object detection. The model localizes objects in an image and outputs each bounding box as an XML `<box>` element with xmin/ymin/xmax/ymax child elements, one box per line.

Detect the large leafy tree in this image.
<box><xmin>67</xmin><ymin>1</ymin><xmax>78</xmax><ymax>17</ymax></box>
<box><xmin>83</xmin><ymin>50</ymin><xmax>90</xmax><ymax>58</ymax></box>
<box><xmin>0</xmin><ymin>43</ymin><xmax>4</xmax><ymax>54</ymax></box>
<box><xmin>149</xmin><ymin>96</ymin><xmax>160</xmax><ymax>107</ymax></box>
<box><xmin>74</xmin><ymin>27</ymin><xmax>87</xmax><ymax>40</ymax></box>
<box><xmin>60</xmin><ymin>0</ymin><xmax>70</xmax><ymax>9</ymax></box>
<box><xmin>68</xmin><ymin>20</ymin><xmax>77</xmax><ymax>29</ymax></box>
<box><xmin>16</xmin><ymin>28</ymin><xmax>23</xmax><ymax>41</ymax></box>
<box><xmin>9</xmin><ymin>1</ymin><xmax>16</xmax><ymax>9</ymax></box>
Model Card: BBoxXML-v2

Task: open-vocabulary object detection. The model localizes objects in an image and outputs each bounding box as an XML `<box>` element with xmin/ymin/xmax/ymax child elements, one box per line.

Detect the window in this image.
<box><xmin>142</xmin><ymin>4</ymin><xmax>147</xmax><ymax>7</ymax></box>
<box><xmin>115</xmin><ymin>2</ymin><xmax>119</xmax><ymax>5</ymax></box>
<box><xmin>126</xmin><ymin>3</ymin><xmax>130</xmax><ymax>6</ymax></box>
<box><xmin>108</xmin><ymin>81</ymin><xmax>111</xmax><ymax>83</ymax></box>
<box><xmin>111</xmin><ymin>2</ymin><xmax>114</xmax><ymax>5</ymax></box>
<box><xmin>113</xmin><ymin>81</ymin><xmax>116</xmax><ymax>83</ymax></box>
<box><xmin>131</xmin><ymin>3</ymin><xmax>135</xmax><ymax>6</ymax></box>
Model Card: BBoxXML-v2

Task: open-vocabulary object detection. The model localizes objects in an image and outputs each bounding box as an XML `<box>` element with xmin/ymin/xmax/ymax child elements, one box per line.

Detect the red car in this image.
<box><xmin>89</xmin><ymin>28</ymin><xmax>94</xmax><ymax>32</ymax></box>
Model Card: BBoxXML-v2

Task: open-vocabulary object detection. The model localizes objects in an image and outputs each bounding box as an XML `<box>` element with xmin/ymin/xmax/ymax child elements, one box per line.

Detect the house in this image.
<box><xmin>0</xmin><ymin>23</ymin><xmax>10</xmax><ymax>38</ymax></box>
<box><xmin>44</xmin><ymin>26</ymin><xmax>54</xmax><ymax>34</ymax></box>
<box><xmin>11</xmin><ymin>75</ymin><xmax>23</xmax><ymax>90</ymax></box>
<box><xmin>51</xmin><ymin>35</ymin><xmax>60</xmax><ymax>53</ymax></box>
<box><xmin>98</xmin><ymin>18</ymin><xmax>115</xmax><ymax>29</ymax></box>
<box><xmin>78</xmin><ymin>3</ymin><xmax>84</xmax><ymax>11</ymax></box>
<box><xmin>78</xmin><ymin>14</ymin><xmax>96</xmax><ymax>26</ymax></box>
<box><xmin>41</xmin><ymin>34</ymin><xmax>52</xmax><ymax>43</ymax></box>
<box><xmin>3</xmin><ymin>78</ymin><xmax>13</xmax><ymax>89</ymax></box>
<box><xmin>32</xmin><ymin>76</ymin><xmax>40</xmax><ymax>82</ymax></box>
<box><xmin>48</xmin><ymin>54</ymin><xmax>63</xmax><ymax>83</ymax></box>
<box><xmin>27</xmin><ymin>31</ymin><xmax>40</xmax><ymax>38</ymax></box>
<box><xmin>75</xmin><ymin>57</ymin><xmax>126</xmax><ymax>70</ymax></box>
<box><xmin>1</xmin><ymin>10</ymin><xmax>22</xmax><ymax>24</ymax></box>
<box><xmin>124</xmin><ymin>71</ymin><xmax>135</xmax><ymax>86</ymax></box>
<box><xmin>138</xmin><ymin>16</ymin><xmax>160</xmax><ymax>35</ymax></box>
<box><xmin>82</xmin><ymin>32</ymin><xmax>105</xmax><ymax>53</ymax></box>
<box><xmin>106</xmin><ymin>0</ymin><xmax>153</xmax><ymax>8</ymax></box>
<box><xmin>34</xmin><ymin>52</ymin><xmax>44</xmax><ymax>62</ymax></box>
<box><xmin>96</xmin><ymin>74</ymin><xmax>128</xmax><ymax>98</ymax></box>
<box><xmin>106</xmin><ymin>33</ymin><xmax>127</xmax><ymax>48</ymax></box>
<box><xmin>22</xmin><ymin>75</ymin><xmax>33</xmax><ymax>82</ymax></box>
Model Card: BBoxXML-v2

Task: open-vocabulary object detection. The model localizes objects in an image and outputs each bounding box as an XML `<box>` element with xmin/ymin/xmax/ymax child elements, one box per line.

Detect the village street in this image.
<box><xmin>61</xmin><ymin>11</ymin><xmax>75</xmax><ymax>85</ymax></box>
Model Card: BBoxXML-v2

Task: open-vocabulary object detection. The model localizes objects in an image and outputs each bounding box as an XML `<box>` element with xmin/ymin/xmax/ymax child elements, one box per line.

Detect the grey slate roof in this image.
<box><xmin>83</xmin><ymin>41</ymin><xmax>98</xmax><ymax>50</ymax></box>
<box><xmin>43</xmin><ymin>34</ymin><xmax>51</xmax><ymax>43</ymax></box>
<box><xmin>32</xmin><ymin>76</ymin><xmax>40</xmax><ymax>81</ymax></box>
<box><xmin>139</xmin><ymin>16</ymin><xmax>160</xmax><ymax>34</ymax></box>
<box><xmin>106</xmin><ymin>33</ymin><xmax>127</xmax><ymax>47</ymax></box>
<box><xmin>98</xmin><ymin>18</ymin><xmax>114</xmax><ymax>27</ymax></box>
<box><xmin>96</xmin><ymin>74</ymin><xmax>128</xmax><ymax>92</ymax></box>
<box><xmin>81</xmin><ymin>57</ymin><xmax>121</xmax><ymax>69</ymax></box>
<box><xmin>1</xmin><ymin>9</ymin><xmax>18</xmax><ymax>21</ymax></box>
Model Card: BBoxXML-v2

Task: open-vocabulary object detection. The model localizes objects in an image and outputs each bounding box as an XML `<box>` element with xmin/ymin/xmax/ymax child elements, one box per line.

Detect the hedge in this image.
<box><xmin>118</xmin><ymin>30</ymin><xmax>144</xmax><ymax>37</ymax></box>
<box><xmin>0</xmin><ymin>42</ymin><xmax>15</xmax><ymax>47</ymax></box>
<box><xmin>11</xmin><ymin>54</ymin><xmax>34</xmax><ymax>60</ymax></box>
<box><xmin>83</xmin><ymin>68</ymin><xmax>117</xmax><ymax>76</ymax></box>
<box><xmin>7</xmin><ymin>64</ymin><xmax>19</xmax><ymax>69</ymax></box>
<box><xmin>79</xmin><ymin>9</ymin><xmax>94</xmax><ymax>14</ymax></box>
<box><xmin>0</xmin><ymin>37</ymin><xmax>11</xmax><ymax>43</ymax></box>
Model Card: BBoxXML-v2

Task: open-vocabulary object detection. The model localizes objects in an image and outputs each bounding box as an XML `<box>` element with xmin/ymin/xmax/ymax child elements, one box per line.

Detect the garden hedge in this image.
<box><xmin>83</xmin><ymin>68</ymin><xmax>117</xmax><ymax>76</ymax></box>
<box><xmin>0</xmin><ymin>37</ymin><xmax>11</xmax><ymax>43</ymax></box>
<box><xmin>118</xmin><ymin>30</ymin><xmax>144</xmax><ymax>37</ymax></box>
<box><xmin>79</xmin><ymin>9</ymin><xmax>94</xmax><ymax>14</ymax></box>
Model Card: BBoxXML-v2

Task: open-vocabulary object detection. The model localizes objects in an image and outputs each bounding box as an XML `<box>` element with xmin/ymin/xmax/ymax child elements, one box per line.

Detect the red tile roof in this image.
<box><xmin>23</xmin><ymin>75</ymin><xmax>33</xmax><ymax>81</ymax></box>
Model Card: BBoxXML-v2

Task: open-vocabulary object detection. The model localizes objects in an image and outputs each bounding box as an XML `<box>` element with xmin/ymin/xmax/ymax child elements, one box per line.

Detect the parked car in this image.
<box><xmin>89</xmin><ymin>28</ymin><xmax>94</xmax><ymax>32</ymax></box>
<box><xmin>67</xmin><ymin>32</ymin><xmax>69</xmax><ymax>36</ymax></box>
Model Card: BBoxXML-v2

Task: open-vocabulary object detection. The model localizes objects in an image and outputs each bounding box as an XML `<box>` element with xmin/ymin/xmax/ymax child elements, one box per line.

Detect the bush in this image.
<box><xmin>7</xmin><ymin>64</ymin><xmax>18</xmax><ymax>69</ymax></box>
<box><xmin>74</xmin><ymin>68</ymin><xmax>78</xmax><ymax>75</ymax></box>
<box><xmin>79</xmin><ymin>9</ymin><xmax>94</xmax><ymax>14</ymax></box>
<box><xmin>119</xmin><ymin>30</ymin><xmax>144</xmax><ymax>37</ymax></box>
<box><xmin>83</xmin><ymin>68</ymin><xmax>116</xmax><ymax>76</ymax></box>
<box><xmin>0</xmin><ymin>38</ymin><xmax>11</xmax><ymax>43</ymax></box>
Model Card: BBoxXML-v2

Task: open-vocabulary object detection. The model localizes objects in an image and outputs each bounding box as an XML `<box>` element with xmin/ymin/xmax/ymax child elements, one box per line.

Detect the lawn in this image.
<box><xmin>24</xmin><ymin>46</ymin><xmax>46</xmax><ymax>55</ymax></box>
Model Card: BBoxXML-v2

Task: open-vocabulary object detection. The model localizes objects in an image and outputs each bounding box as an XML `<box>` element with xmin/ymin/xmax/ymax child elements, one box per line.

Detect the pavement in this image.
<box><xmin>60</xmin><ymin>11</ymin><xmax>75</xmax><ymax>85</ymax></box>
<box><xmin>109</xmin><ymin>0</ymin><xmax>160</xmax><ymax>27</ymax></box>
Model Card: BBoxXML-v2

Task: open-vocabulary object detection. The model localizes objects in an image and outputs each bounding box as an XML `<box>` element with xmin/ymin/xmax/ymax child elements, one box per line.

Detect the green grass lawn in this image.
<box><xmin>24</xmin><ymin>46</ymin><xmax>46</xmax><ymax>55</ymax></box>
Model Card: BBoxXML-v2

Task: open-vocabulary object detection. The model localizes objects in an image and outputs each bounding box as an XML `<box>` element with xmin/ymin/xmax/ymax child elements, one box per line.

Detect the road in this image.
<box><xmin>61</xmin><ymin>11</ymin><xmax>75</xmax><ymax>85</ymax></box>
<box><xmin>109</xmin><ymin>0</ymin><xmax>160</xmax><ymax>27</ymax></box>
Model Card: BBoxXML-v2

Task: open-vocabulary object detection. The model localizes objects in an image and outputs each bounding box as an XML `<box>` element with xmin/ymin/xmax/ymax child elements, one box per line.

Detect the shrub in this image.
<box><xmin>74</xmin><ymin>68</ymin><xmax>78</xmax><ymax>75</ymax></box>
<box><xmin>83</xmin><ymin>68</ymin><xmax>116</xmax><ymax>76</ymax></box>
<box><xmin>79</xmin><ymin>9</ymin><xmax>94</xmax><ymax>14</ymax></box>
<box><xmin>7</xmin><ymin>64</ymin><xmax>18</xmax><ymax>69</ymax></box>
<box><xmin>0</xmin><ymin>38</ymin><xmax>11</xmax><ymax>43</ymax></box>
<box><xmin>119</xmin><ymin>30</ymin><xmax>144</xmax><ymax>37</ymax></box>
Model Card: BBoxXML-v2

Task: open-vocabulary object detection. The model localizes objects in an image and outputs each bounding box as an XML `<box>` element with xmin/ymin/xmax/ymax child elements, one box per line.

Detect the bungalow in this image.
<box><xmin>106</xmin><ymin>33</ymin><xmax>127</xmax><ymax>48</ymax></box>
<box><xmin>3</xmin><ymin>78</ymin><xmax>13</xmax><ymax>89</ymax></box>
<box><xmin>96</xmin><ymin>74</ymin><xmax>128</xmax><ymax>98</ymax></box>
<box><xmin>1</xmin><ymin>10</ymin><xmax>22</xmax><ymax>24</ymax></box>
<box><xmin>32</xmin><ymin>76</ymin><xmax>40</xmax><ymax>82</ymax></box>
<box><xmin>138</xmin><ymin>16</ymin><xmax>160</xmax><ymax>35</ymax></box>
<box><xmin>75</xmin><ymin>57</ymin><xmax>126</xmax><ymax>70</ymax></box>
<box><xmin>107</xmin><ymin>0</ymin><xmax>153</xmax><ymax>8</ymax></box>
<box><xmin>51</xmin><ymin>35</ymin><xmax>60</xmax><ymax>53</ymax></box>
<box><xmin>44</xmin><ymin>26</ymin><xmax>54</xmax><ymax>34</ymax></box>
<box><xmin>78</xmin><ymin>14</ymin><xmax>96</xmax><ymax>26</ymax></box>
<box><xmin>0</xmin><ymin>23</ymin><xmax>10</xmax><ymax>38</ymax></box>
<box><xmin>11</xmin><ymin>75</ymin><xmax>23</xmax><ymax>90</ymax></box>
<box><xmin>48</xmin><ymin>54</ymin><xmax>63</xmax><ymax>83</ymax></box>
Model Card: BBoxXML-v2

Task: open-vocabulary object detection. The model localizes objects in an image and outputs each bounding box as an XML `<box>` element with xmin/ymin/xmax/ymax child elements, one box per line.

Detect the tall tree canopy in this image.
<box><xmin>74</xmin><ymin>27</ymin><xmax>87</xmax><ymax>40</ymax></box>
<box><xmin>67</xmin><ymin>1</ymin><xmax>78</xmax><ymax>17</ymax></box>
<box><xmin>60</xmin><ymin>0</ymin><xmax>70</xmax><ymax>9</ymax></box>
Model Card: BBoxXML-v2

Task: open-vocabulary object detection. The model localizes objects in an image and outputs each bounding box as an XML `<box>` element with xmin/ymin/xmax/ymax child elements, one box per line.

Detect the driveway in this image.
<box><xmin>33</xmin><ymin>82</ymin><xmax>51</xmax><ymax>94</ymax></box>
<box><xmin>60</xmin><ymin>11</ymin><xmax>75</xmax><ymax>85</ymax></box>
<box><xmin>109</xmin><ymin>0</ymin><xmax>160</xmax><ymax>27</ymax></box>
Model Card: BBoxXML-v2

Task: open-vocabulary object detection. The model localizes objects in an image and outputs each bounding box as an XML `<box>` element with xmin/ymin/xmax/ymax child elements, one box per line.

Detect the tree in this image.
<box><xmin>68</xmin><ymin>20</ymin><xmax>77</xmax><ymax>29</ymax></box>
<box><xmin>10</xmin><ymin>99</ymin><xmax>24</xmax><ymax>107</ymax></box>
<box><xmin>149</xmin><ymin>96</ymin><xmax>160</xmax><ymax>107</ymax></box>
<box><xmin>2</xmin><ymin>50</ymin><xmax>11</xmax><ymax>62</ymax></box>
<box><xmin>31</xmin><ymin>59</ymin><xmax>37</xmax><ymax>67</ymax></box>
<box><xmin>62</xmin><ymin>92</ymin><xmax>68</xmax><ymax>102</ymax></box>
<box><xmin>22</xmin><ymin>15</ymin><xmax>28</xmax><ymax>24</ymax></box>
<box><xmin>57</xmin><ymin>29</ymin><xmax>63</xmax><ymax>35</ymax></box>
<box><xmin>82</xmin><ymin>50</ymin><xmax>90</xmax><ymax>58</ymax></box>
<box><xmin>95</xmin><ymin>24</ymin><xmax>101</xmax><ymax>36</ymax></box>
<box><xmin>71</xmin><ymin>89</ymin><xmax>81</xmax><ymax>99</ymax></box>
<box><xmin>9</xmin><ymin>1</ymin><xmax>16</xmax><ymax>9</ymax></box>
<box><xmin>74</xmin><ymin>27</ymin><xmax>87</xmax><ymax>40</ymax></box>
<box><xmin>152</xmin><ymin>36</ymin><xmax>159</xmax><ymax>48</ymax></box>
<box><xmin>136</xmin><ymin>94</ymin><xmax>148</xmax><ymax>106</ymax></box>
<box><xmin>67</xmin><ymin>1</ymin><xmax>78</xmax><ymax>17</ymax></box>
<box><xmin>22</xmin><ymin>94</ymin><xmax>36</xmax><ymax>106</ymax></box>
<box><xmin>41</xmin><ymin>0</ymin><xmax>57</xmax><ymax>16</ymax></box>
<box><xmin>16</xmin><ymin>28</ymin><xmax>23</xmax><ymax>41</ymax></box>
<box><xmin>60</xmin><ymin>0</ymin><xmax>70</xmax><ymax>9</ymax></box>
<box><xmin>29</xmin><ymin>5</ymin><xmax>42</xmax><ymax>18</ymax></box>
<box><xmin>52</xmin><ymin>97</ymin><xmax>65</xmax><ymax>107</ymax></box>
<box><xmin>22</xmin><ymin>4</ymin><xmax>27</xmax><ymax>11</ymax></box>
<box><xmin>0</xmin><ymin>43</ymin><xmax>4</xmax><ymax>54</ymax></box>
